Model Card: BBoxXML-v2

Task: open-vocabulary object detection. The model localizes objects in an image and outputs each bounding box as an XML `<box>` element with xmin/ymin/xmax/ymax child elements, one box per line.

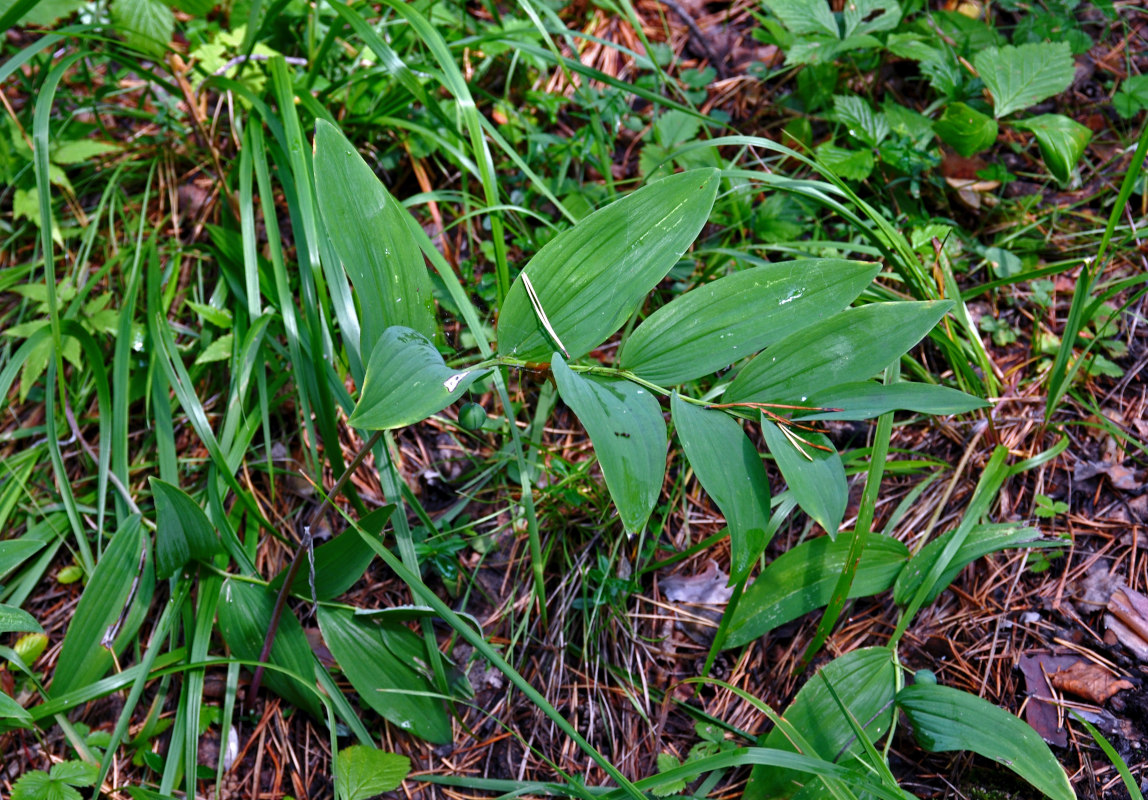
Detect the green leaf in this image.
<box><xmin>192</xmin><ymin>333</ymin><xmax>233</xmax><ymax>365</ymax></box>
<box><xmin>764</xmin><ymin>0</ymin><xmax>840</xmax><ymax>38</ymax></box>
<box><xmin>314</xmin><ymin>119</ymin><xmax>436</xmax><ymax>349</ymax></box>
<box><xmin>934</xmin><ymin>102</ymin><xmax>999</xmax><ymax>157</ymax></box>
<box><xmin>552</xmin><ymin>355</ymin><xmax>667</xmax><ymax>533</ymax></box>
<box><xmin>497</xmin><ymin>169</ymin><xmax>719</xmax><ymax>362</ymax></box>
<box><xmin>149</xmin><ymin>478</ymin><xmax>222</xmax><ymax>580</ymax></box>
<box><xmin>795</xmin><ymin>380</ymin><xmax>988</xmax><ymax>420</ymax></box>
<box><xmin>746</xmin><ymin>648</ymin><xmax>897</xmax><ymax>800</ymax></box>
<box><xmin>271</xmin><ymin>505</ymin><xmax>394</xmax><ymax>601</ymax></box>
<box><xmin>814</xmin><ymin>143</ymin><xmax>874</xmax><ymax>181</ymax></box>
<box><xmin>724</xmin><ymin>301</ymin><xmax>952</xmax><ymax>404</ymax></box>
<box><xmin>1012</xmin><ymin>114</ymin><xmax>1092</xmax><ymax>185</ymax></box>
<box><xmin>348</xmin><ymin>326</ymin><xmax>488</xmax><ymax>430</ymax></box>
<box><xmin>3</xmin><ymin>0</ymin><xmax>84</xmax><ymax>26</ymax></box>
<box><xmin>317</xmin><ymin>607</ymin><xmax>453</xmax><ymax>743</ymax></box>
<box><xmin>218</xmin><ymin>579</ymin><xmax>322</xmax><ymax>718</ymax></box>
<box><xmin>983</xmin><ymin>246</ymin><xmax>1023</xmax><ymax>278</ymax></box>
<box><xmin>10</xmin><ymin>761</ymin><xmax>96</xmax><ymax>800</ymax></box>
<box><xmin>842</xmin><ymin>0</ymin><xmax>900</xmax><ymax>37</ymax></box>
<box><xmin>50</xmin><ymin>139</ymin><xmax>120</xmax><ymax>165</ymax></box>
<box><xmin>672</xmin><ymin>395</ymin><xmax>770</xmax><ymax>584</ymax></box>
<box><xmin>0</xmin><ymin>603</ymin><xmax>42</xmax><ymax>634</ymax></box>
<box><xmin>184</xmin><ymin>300</ymin><xmax>233</xmax><ymax>328</ymax></box>
<box><xmin>620</xmin><ymin>259</ymin><xmax>880</xmax><ymax>385</ymax></box>
<box><xmin>898</xmin><ymin>683</ymin><xmax>1074</xmax><ymax>800</ymax></box>
<box><xmin>973</xmin><ymin>43</ymin><xmax>1075</xmax><ymax>119</ymax></box>
<box><xmin>834</xmin><ymin>95</ymin><xmax>889</xmax><ymax>147</ymax></box>
<box><xmin>893</xmin><ymin>523</ymin><xmax>1052</xmax><ymax>606</ymax></box>
<box><xmin>1113</xmin><ymin>75</ymin><xmax>1148</xmax><ymax>120</ymax></box>
<box><xmin>724</xmin><ymin>533</ymin><xmax>907</xmax><ymax>648</ymax></box>
<box><xmin>335</xmin><ymin>745</ymin><xmax>410</xmax><ymax>800</ymax></box>
<box><xmin>110</xmin><ymin>0</ymin><xmax>174</xmax><ymax>57</ymax></box>
<box><xmin>760</xmin><ymin>420</ymin><xmax>846</xmax><ymax>538</ymax></box>
<box><xmin>0</xmin><ymin>691</ymin><xmax>32</xmax><ymax>726</ymax></box>
<box><xmin>53</xmin><ymin>515</ymin><xmax>154</xmax><ymax>696</ymax></box>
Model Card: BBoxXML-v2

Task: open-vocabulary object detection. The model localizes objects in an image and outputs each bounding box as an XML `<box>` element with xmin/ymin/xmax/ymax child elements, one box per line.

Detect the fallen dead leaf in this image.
<box><xmin>1048</xmin><ymin>660</ymin><xmax>1133</xmax><ymax>704</ymax></box>
<box><xmin>1106</xmin><ymin>585</ymin><xmax>1148</xmax><ymax>660</ymax></box>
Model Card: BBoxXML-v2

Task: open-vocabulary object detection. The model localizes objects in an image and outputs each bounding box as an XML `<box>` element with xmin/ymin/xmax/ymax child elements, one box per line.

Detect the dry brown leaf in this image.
<box><xmin>1048</xmin><ymin>661</ymin><xmax>1133</xmax><ymax>704</ymax></box>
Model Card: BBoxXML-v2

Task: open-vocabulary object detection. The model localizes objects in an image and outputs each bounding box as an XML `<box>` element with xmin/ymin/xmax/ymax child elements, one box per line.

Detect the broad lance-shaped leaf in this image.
<box><xmin>760</xmin><ymin>419</ymin><xmax>846</xmax><ymax>538</ymax></box>
<box><xmin>898</xmin><ymin>683</ymin><xmax>1075</xmax><ymax>800</ymax></box>
<box><xmin>271</xmin><ymin>505</ymin><xmax>394</xmax><ymax>601</ymax></box>
<box><xmin>53</xmin><ymin>515</ymin><xmax>156</xmax><ymax>696</ymax></box>
<box><xmin>0</xmin><ymin>604</ymin><xmax>41</xmax><ymax>634</ymax></box>
<box><xmin>218</xmin><ymin>579</ymin><xmax>322</xmax><ymax>718</ymax></box>
<box><xmin>794</xmin><ymin>380</ymin><xmax>988</xmax><ymax>420</ymax></box>
<box><xmin>552</xmin><ymin>355</ymin><xmax>666</xmax><ymax>533</ymax></box>
<box><xmin>497</xmin><ymin>169</ymin><xmax>719</xmax><ymax>362</ymax></box>
<box><xmin>745</xmin><ymin>648</ymin><xmax>897</xmax><ymax>800</ymax></box>
<box><xmin>1012</xmin><ymin>114</ymin><xmax>1091</xmax><ymax>186</ymax></box>
<box><xmin>724</xmin><ymin>300</ymin><xmax>952</xmax><ymax>404</ymax></box>
<box><xmin>671</xmin><ymin>395</ymin><xmax>769</xmax><ymax>584</ymax></box>
<box><xmin>314</xmin><ymin>119</ymin><xmax>436</xmax><ymax>349</ymax></box>
<box><xmin>974</xmin><ymin>42</ymin><xmax>1074</xmax><ymax>120</ymax></box>
<box><xmin>349</xmin><ymin>326</ymin><xmax>488</xmax><ymax>430</ymax></box>
<box><xmin>724</xmin><ymin>533</ymin><xmax>908</xmax><ymax>648</ymax></box>
<box><xmin>317</xmin><ymin>607</ymin><xmax>453</xmax><ymax>744</ymax></box>
<box><xmin>150</xmin><ymin>478</ymin><xmax>222</xmax><ymax>579</ymax></box>
<box><xmin>621</xmin><ymin>260</ymin><xmax>880</xmax><ymax>386</ymax></box>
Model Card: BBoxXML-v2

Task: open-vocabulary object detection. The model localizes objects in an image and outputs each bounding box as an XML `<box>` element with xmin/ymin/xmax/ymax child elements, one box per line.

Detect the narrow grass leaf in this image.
<box><xmin>552</xmin><ymin>355</ymin><xmax>667</xmax><ymax>533</ymax></box>
<box><xmin>1012</xmin><ymin>114</ymin><xmax>1091</xmax><ymax>185</ymax></box>
<box><xmin>724</xmin><ymin>301</ymin><xmax>952</xmax><ymax>404</ymax></box>
<box><xmin>761</xmin><ymin>420</ymin><xmax>846</xmax><ymax>538</ymax></box>
<box><xmin>497</xmin><ymin>169</ymin><xmax>719</xmax><ymax>361</ymax></box>
<box><xmin>349</xmin><ymin>327</ymin><xmax>489</xmax><ymax>430</ymax></box>
<box><xmin>271</xmin><ymin>505</ymin><xmax>394</xmax><ymax>601</ymax></box>
<box><xmin>621</xmin><ymin>260</ymin><xmax>880</xmax><ymax>385</ymax></box>
<box><xmin>314</xmin><ymin>119</ymin><xmax>436</xmax><ymax>347</ymax></box>
<box><xmin>746</xmin><ymin>648</ymin><xmax>897</xmax><ymax>800</ymax></box>
<box><xmin>724</xmin><ymin>533</ymin><xmax>908</xmax><ymax>648</ymax></box>
<box><xmin>335</xmin><ymin>745</ymin><xmax>410</xmax><ymax>800</ymax></box>
<box><xmin>795</xmin><ymin>381</ymin><xmax>988</xmax><ymax>420</ymax></box>
<box><xmin>53</xmin><ymin>515</ymin><xmax>154</xmax><ymax>697</ymax></box>
<box><xmin>317</xmin><ymin>607</ymin><xmax>453</xmax><ymax>744</ymax></box>
<box><xmin>672</xmin><ymin>395</ymin><xmax>769</xmax><ymax>584</ymax></box>
<box><xmin>217</xmin><ymin>579</ymin><xmax>321</xmax><ymax>718</ymax></box>
<box><xmin>973</xmin><ymin>42</ymin><xmax>1074</xmax><ymax>119</ymax></box>
<box><xmin>149</xmin><ymin>478</ymin><xmax>221</xmax><ymax>579</ymax></box>
<box><xmin>898</xmin><ymin>683</ymin><xmax>1074</xmax><ymax>800</ymax></box>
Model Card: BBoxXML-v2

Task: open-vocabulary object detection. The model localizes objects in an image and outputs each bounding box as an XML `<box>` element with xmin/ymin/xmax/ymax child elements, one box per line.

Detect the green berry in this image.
<box><xmin>458</xmin><ymin>402</ymin><xmax>488</xmax><ymax>431</ymax></box>
<box><xmin>914</xmin><ymin>669</ymin><xmax>937</xmax><ymax>685</ymax></box>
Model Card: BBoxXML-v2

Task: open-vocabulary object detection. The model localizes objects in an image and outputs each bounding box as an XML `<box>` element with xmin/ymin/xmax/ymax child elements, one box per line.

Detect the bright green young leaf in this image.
<box><xmin>672</xmin><ymin>395</ymin><xmax>770</xmax><ymax>584</ymax></box>
<box><xmin>218</xmin><ymin>579</ymin><xmax>322</xmax><ymax>718</ymax></box>
<box><xmin>271</xmin><ymin>505</ymin><xmax>394</xmax><ymax>601</ymax></box>
<box><xmin>1114</xmin><ymin>75</ymin><xmax>1148</xmax><ymax>120</ymax></box>
<box><xmin>834</xmin><ymin>95</ymin><xmax>889</xmax><ymax>147</ymax></box>
<box><xmin>11</xmin><ymin>761</ymin><xmax>97</xmax><ymax>800</ymax></box>
<box><xmin>760</xmin><ymin>420</ymin><xmax>846</xmax><ymax>538</ymax></box>
<box><xmin>336</xmin><ymin>745</ymin><xmax>410</xmax><ymax>800</ymax></box>
<box><xmin>192</xmin><ymin>333</ymin><xmax>234</xmax><ymax>365</ymax></box>
<box><xmin>1012</xmin><ymin>114</ymin><xmax>1092</xmax><ymax>185</ymax></box>
<box><xmin>314</xmin><ymin>119</ymin><xmax>436</xmax><ymax>349</ymax></box>
<box><xmin>842</xmin><ymin>0</ymin><xmax>901</xmax><ymax>37</ymax></box>
<box><xmin>0</xmin><ymin>603</ymin><xmax>42</xmax><ymax>634</ymax></box>
<box><xmin>348</xmin><ymin>326</ymin><xmax>489</xmax><ymax>430</ymax></box>
<box><xmin>50</xmin><ymin>139</ymin><xmax>121</xmax><ymax>165</ymax></box>
<box><xmin>150</xmin><ymin>478</ymin><xmax>222</xmax><ymax>580</ymax></box>
<box><xmin>934</xmin><ymin>102</ymin><xmax>999</xmax><ymax>157</ymax></box>
<box><xmin>724</xmin><ymin>301</ymin><xmax>952</xmax><ymax>404</ymax></box>
<box><xmin>763</xmin><ymin>0</ymin><xmax>839</xmax><ymax>38</ymax></box>
<box><xmin>552</xmin><ymin>355</ymin><xmax>667</xmax><ymax>534</ymax></box>
<box><xmin>110</xmin><ymin>0</ymin><xmax>174</xmax><ymax>57</ymax></box>
<box><xmin>814</xmin><ymin>143</ymin><xmax>874</xmax><ymax>181</ymax></box>
<box><xmin>317</xmin><ymin>607</ymin><xmax>453</xmax><ymax>743</ymax></box>
<box><xmin>497</xmin><ymin>169</ymin><xmax>719</xmax><ymax>362</ymax></box>
<box><xmin>746</xmin><ymin>648</ymin><xmax>897</xmax><ymax>800</ymax></box>
<box><xmin>620</xmin><ymin>260</ymin><xmax>880</xmax><ymax>385</ymax></box>
<box><xmin>898</xmin><ymin>683</ymin><xmax>1075</xmax><ymax>800</ymax></box>
<box><xmin>795</xmin><ymin>380</ymin><xmax>988</xmax><ymax>420</ymax></box>
<box><xmin>724</xmin><ymin>533</ymin><xmax>908</xmax><ymax>648</ymax></box>
<box><xmin>53</xmin><ymin>516</ymin><xmax>155</xmax><ymax>696</ymax></box>
<box><xmin>893</xmin><ymin>523</ymin><xmax>1052</xmax><ymax>606</ymax></box>
<box><xmin>974</xmin><ymin>42</ymin><xmax>1075</xmax><ymax>119</ymax></box>
<box><xmin>4</xmin><ymin>0</ymin><xmax>83</xmax><ymax>25</ymax></box>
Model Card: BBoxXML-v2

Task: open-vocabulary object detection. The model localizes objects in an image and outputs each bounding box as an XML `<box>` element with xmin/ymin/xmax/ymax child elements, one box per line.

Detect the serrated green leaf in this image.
<box><xmin>0</xmin><ymin>603</ymin><xmax>42</xmax><ymax>634</ymax></box>
<box><xmin>842</xmin><ymin>0</ymin><xmax>900</xmax><ymax>37</ymax></box>
<box><xmin>974</xmin><ymin>42</ymin><xmax>1075</xmax><ymax>119</ymax></box>
<box><xmin>724</xmin><ymin>533</ymin><xmax>908</xmax><ymax>648</ymax></box>
<box><xmin>348</xmin><ymin>326</ymin><xmax>488</xmax><ymax>430</ymax></box>
<box><xmin>898</xmin><ymin>683</ymin><xmax>1075</xmax><ymax>800</ymax></box>
<box><xmin>314</xmin><ymin>119</ymin><xmax>436</xmax><ymax>349</ymax></box>
<box><xmin>317</xmin><ymin>607</ymin><xmax>453</xmax><ymax>743</ymax></box>
<box><xmin>620</xmin><ymin>259</ymin><xmax>880</xmax><ymax>385</ymax></box>
<box><xmin>218</xmin><ymin>579</ymin><xmax>322</xmax><ymax>718</ymax></box>
<box><xmin>1113</xmin><ymin>75</ymin><xmax>1148</xmax><ymax>119</ymax></box>
<box><xmin>50</xmin><ymin>139</ymin><xmax>120</xmax><ymax>165</ymax></box>
<box><xmin>336</xmin><ymin>745</ymin><xmax>410</xmax><ymax>800</ymax></box>
<box><xmin>496</xmin><ymin>169</ymin><xmax>719</xmax><ymax>362</ymax></box>
<box><xmin>746</xmin><ymin>648</ymin><xmax>897</xmax><ymax>800</ymax></box>
<box><xmin>552</xmin><ymin>355</ymin><xmax>667</xmax><ymax>533</ymax></box>
<box><xmin>184</xmin><ymin>300</ymin><xmax>233</xmax><ymax>328</ymax></box>
<box><xmin>724</xmin><ymin>301</ymin><xmax>952</xmax><ymax>404</ymax></box>
<box><xmin>149</xmin><ymin>478</ymin><xmax>222</xmax><ymax>580</ymax></box>
<box><xmin>795</xmin><ymin>380</ymin><xmax>988</xmax><ymax>420</ymax></box>
<box><xmin>53</xmin><ymin>516</ymin><xmax>154</xmax><ymax>696</ymax></box>
<box><xmin>11</xmin><ymin>770</ymin><xmax>80</xmax><ymax>800</ymax></box>
<box><xmin>192</xmin><ymin>333</ymin><xmax>233</xmax><ymax>365</ymax></box>
<box><xmin>271</xmin><ymin>505</ymin><xmax>394</xmax><ymax>601</ymax></box>
<box><xmin>672</xmin><ymin>395</ymin><xmax>769</xmax><ymax>584</ymax></box>
<box><xmin>764</xmin><ymin>0</ymin><xmax>839</xmax><ymax>38</ymax></box>
<box><xmin>47</xmin><ymin>762</ymin><xmax>96</xmax><ymax>787</ymax></box>
<box><xmin>760</xmin><ymin>420</ymin><xmax>846</xmax><ymax>538</ymax></box>
<box><xmin>834</xmin><ymin>95</ymin><xmax>890</xmax><ymax>147</ymax></box>
<box><xmin>814</xmin><ymin>143</ymin><xmax>874</xmax><ymax>181</ymax></box>
<box><xmin>110</xmin><ymin>0</ymin><xmax>174</xmax><ymax>57</ymax></box>
<box><xmin>5</xmin><ymin>0</ymin><xmax>84</xmax><ymax>25</ymax></box>
<box><xmin>934</xmin><ymin>102</ymin><xmax>999</xmax><ymax>157</ymax></box>
<box><xmin>1012</xmin><ymin>114</ymin><xmax>1092</xmax><ymax>185</ymax></box>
